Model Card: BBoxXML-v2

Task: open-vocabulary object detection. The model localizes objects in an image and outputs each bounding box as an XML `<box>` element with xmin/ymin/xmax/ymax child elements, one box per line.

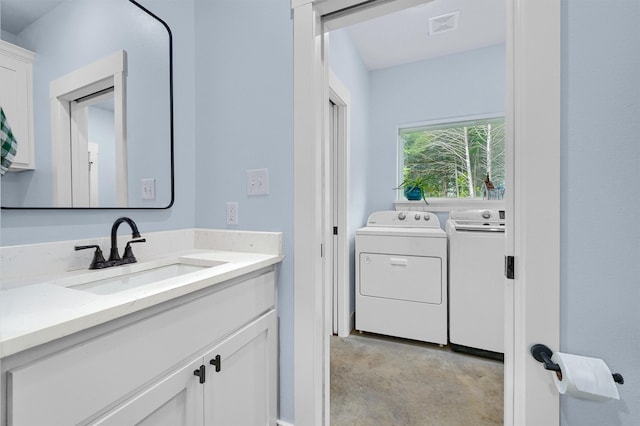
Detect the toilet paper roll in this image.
<box><xmin>551</xmin><ymin>352</ymin><xmax>620</xmax><ymax>401</ymax></box>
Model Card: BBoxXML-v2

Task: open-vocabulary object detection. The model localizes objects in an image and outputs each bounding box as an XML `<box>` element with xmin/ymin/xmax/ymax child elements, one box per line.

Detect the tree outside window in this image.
<box><xmin>400</xmin><ymin>117</ymin><xmax>505</xmax><ymax>199</ymax></box>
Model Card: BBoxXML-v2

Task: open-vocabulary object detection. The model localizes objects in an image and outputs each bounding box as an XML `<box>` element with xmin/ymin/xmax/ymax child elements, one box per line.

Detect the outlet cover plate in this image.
<box><xmin>226</xmin><ymin>202</ymin><xmax>238</xmax><ymax>225</ymax></box>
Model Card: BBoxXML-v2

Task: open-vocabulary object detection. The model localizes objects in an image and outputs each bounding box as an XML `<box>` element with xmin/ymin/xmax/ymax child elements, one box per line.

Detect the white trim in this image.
<box><xmin>508</xmin><ymin>0</ymin><xmax>561</xmax><ymax>424</ymax></box>
<box><xmin>277</xmin><ymin>420</ymin><xmax>295</xmax><ymax>426</ymax></box>
<box><xmin>328</xmin><ymin>70</ymin><xmax>351</xmax><ymax>338</ymax></box>
<box><xmin>293</xmin><ymin>4</ymin><xmax>325</xmax><ymax>426</ymax></box>
<box><xmin>397</xmin><ymin>112</ymin><xmax>505</xmax><ymax>132</ymax></box>
<box><xmin>393</xmin><ymin>199</ymin><xmax>506</xmax><ymax>212</ymax></box>
<box><xmin>50</xmin><ymin>50</ymin><xmax>127</xmax><ymax>207</ymax></box>
<box><xmin>323</xmin><ymin>0</ymin><xmax>435</xmax><ymax>31</ymax></box>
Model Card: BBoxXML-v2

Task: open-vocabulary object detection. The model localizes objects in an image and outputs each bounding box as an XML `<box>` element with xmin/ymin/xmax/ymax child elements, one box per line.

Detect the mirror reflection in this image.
<box><xmin>0</xmin><ymin>0</ymin><xmax>173</xmax><ymax>208</ymax></box>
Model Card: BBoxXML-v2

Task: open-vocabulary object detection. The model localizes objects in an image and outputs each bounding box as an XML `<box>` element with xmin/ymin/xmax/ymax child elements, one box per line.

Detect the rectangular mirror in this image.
<box><xmin>0</xmin><ymin>0</ymin><xmax>174</xmax><ymax>208</ymax></box>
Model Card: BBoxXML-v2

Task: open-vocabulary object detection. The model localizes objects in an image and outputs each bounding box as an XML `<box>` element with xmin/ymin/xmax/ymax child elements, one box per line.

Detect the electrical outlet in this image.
<box><xmin>141</xmin><ymin>178</ymin><xmax>156</xmax><ymax>200</ymax></box>
<box><xmin>246</xmin><ymin>168</ymin><xmax>269</xmax><ymax>196</ymax></box>
<box><xmin>226</xmin><ymin>202</ymin><xmax>238</xmax><ymax>225</ymax></box>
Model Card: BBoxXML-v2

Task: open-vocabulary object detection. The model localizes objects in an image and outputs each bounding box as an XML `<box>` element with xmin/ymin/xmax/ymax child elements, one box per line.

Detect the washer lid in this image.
<box><xmin>356</xmin><ymin>226</ymin><xmax>446</xmax><ymax>237</ymax></box>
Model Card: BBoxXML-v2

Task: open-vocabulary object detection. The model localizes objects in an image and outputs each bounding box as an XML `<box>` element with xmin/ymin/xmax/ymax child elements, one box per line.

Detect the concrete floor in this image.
<box><xmin>330</xmin><ymin>333</ymin><xmax>504</xmax><ymax>426</ymax></box>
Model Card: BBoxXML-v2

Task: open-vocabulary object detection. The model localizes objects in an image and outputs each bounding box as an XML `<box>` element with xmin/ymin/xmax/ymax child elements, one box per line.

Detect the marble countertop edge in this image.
<box><xmin>0</xmin><ymin>252</ymin><xmax>283</xmax><ymax>358</ymax></box>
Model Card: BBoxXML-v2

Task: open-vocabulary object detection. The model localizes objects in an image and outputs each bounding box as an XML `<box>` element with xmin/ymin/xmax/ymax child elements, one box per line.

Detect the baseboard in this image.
<box><xmin>277</xmin><ymin>420</ymin><xmax>294</xmax><ymax>426</ymax></box>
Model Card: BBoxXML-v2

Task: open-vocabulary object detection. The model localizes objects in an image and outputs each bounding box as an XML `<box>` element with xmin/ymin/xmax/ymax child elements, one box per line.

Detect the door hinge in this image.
<box><xmin>505</xmin><ymin>256</ymin><xmax>515</xmax><ymax>279</ymax></box>
<box><xmin>333</xmin><ymin>226</ymin><xmax>338</xmax><ymax>235</ymax></box>
<box><xmin>320</xmin><ymin>244</ymin><xmax>324</xmax><ymax>258</ymax></box>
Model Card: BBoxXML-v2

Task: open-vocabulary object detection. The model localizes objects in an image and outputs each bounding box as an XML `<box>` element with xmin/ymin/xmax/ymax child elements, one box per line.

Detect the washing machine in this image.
<box><xmin>447</xmin><ymin>209</ymin><xmax>505</xmax><ymax>355</ymax></box>
<box><xmin>355</xmin><ymin>210</ymin><xmax>448</xmax><ymax>345</ymax></box>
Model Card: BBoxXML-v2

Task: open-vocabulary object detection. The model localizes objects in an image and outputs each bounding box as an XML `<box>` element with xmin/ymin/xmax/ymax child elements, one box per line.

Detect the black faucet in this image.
<box><xmin>75</xmin><ymin>217</ymin><xmax>146</xmax><ymax>269</ymax></box>
<box><xmin>108</xmin><ymin>217</ymin><xmax>145</xmax><ymax>263</ymax></box>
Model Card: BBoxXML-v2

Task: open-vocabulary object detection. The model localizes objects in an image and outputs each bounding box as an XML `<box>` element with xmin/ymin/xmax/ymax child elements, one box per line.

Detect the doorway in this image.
<box><xmin>292</xmin><ymin>1</ymin><xmax>561</xmax><ymax>425</ymax></box>
<box><xmin>327</xmin><ymin>2</ymin><xmax>505</xmax><ymax>422</ymax></box>
<box><xmin>328</xmin><ymin>71</ymin><xmax>352</xmax><ymax>338</ymax></box>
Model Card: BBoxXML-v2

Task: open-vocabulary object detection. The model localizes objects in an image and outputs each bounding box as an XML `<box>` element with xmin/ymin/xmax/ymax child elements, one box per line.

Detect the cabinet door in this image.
<box><xmin>0</xmin><ymin>41</ymin><xmax>34</xmax><ymax>170</ymax></box>
<box><xmin>204</xmin><ymin>310</ymin><xmax>278</xmax><ymax>426</ymax></box>
<box><xmin>89</xmin><ymin>357</ymin><xmax>204</xmax><ymax>426</ymax></box>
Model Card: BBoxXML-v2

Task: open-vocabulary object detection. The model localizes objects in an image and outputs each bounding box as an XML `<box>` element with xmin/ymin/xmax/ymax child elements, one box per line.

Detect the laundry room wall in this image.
<box><xmin>367</xmin><ymin>44</ymin><xmax>506</xmax><ymax>215</ymax></box>
<box><xmin>560</xmin><ymin>0</ymin><xmax>640</xmax><ymax>424</ymax></box>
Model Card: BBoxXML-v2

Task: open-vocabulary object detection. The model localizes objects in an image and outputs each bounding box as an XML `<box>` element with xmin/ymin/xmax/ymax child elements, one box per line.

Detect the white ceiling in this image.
<box><xmin>1</xmin><ymin>0</ymin><xmax>505</xmax><ymax>71</ymax></box>
<box><xmin>1</xmin><ymin>0</ymin><xmax>66</xmax><ymax>35</ymax></box>
<box><xmin>344</xmin><ymin>0</ymin><xmax>505</xmax><ymax>70</ymax></box>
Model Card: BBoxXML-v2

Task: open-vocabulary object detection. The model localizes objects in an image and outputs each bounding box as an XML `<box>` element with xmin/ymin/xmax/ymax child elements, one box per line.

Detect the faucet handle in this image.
<box><xmin>74</xmin><ymin>245</ymin><xmax>107</xmax><ymax>269</ymax></box>
<box><xmin>122</xmin><ymin>238</ymin><xmax>146</xmax><ymax>263</ymax></box>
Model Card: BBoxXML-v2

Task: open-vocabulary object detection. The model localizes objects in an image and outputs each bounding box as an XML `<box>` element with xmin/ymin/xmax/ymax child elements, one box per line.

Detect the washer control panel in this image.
<box><xmin>450</xmin><ymin>209</ymin><xmax>505</xmax><ymax>223</ymax></box>
<box><xmin>366</xmin><ymin>211</ymin><xmax>440</xmax><ymax>228</ymax></box>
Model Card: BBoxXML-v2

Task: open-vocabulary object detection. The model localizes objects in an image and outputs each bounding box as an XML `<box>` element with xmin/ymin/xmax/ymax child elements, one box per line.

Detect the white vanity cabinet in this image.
<box><xmin>93</xmin><ymin>312</ymin><xmax>277</xmax><ymax>426</ymax></box>
<box><xmin>0</xmin><ymin>40</ymin><xmax>35</xmax><ymax>171</ymax></box>
<box><xmin>3</xmin><ymin>268</ymin><xmax>278</xmax><ymax>426</ymax></box>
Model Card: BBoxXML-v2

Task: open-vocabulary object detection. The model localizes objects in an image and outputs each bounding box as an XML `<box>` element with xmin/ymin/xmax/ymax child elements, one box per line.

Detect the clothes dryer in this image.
<box><xmin>355</xmin><ymin>211</ymin><xmax>448</xmax><ymax>344</ymax></box>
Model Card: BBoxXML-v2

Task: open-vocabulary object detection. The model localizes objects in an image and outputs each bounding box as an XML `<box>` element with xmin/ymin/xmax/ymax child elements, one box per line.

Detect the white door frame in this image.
<box><xmin>50</xmin><ymin>50</ymin><xmax>128</xmax><ymax>208</ymax></box>
<box><xmin>328</xmin><ymin>70</ymin><xmax>352</xmax><ymax>338</ymax></box>
<box><xmin>292</xmin><ymin>1</ymin><xmax>560</xmax><ymax>425</ymax></box>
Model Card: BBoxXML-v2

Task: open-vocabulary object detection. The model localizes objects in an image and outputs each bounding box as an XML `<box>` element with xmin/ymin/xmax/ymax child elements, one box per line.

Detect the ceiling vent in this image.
<box><xmin>428</xmin><ymin>11</ymin><xmax>460</xmax><ymax>35</ymax></box>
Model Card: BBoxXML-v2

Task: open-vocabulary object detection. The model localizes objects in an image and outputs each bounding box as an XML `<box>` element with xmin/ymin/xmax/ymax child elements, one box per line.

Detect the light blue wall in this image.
<box><xmin>560</xmin><ymin>0</ymin><xmax>640</xmax><ymax>424</ymax></box>
<box><xmin>0</xmin><ymin>0</ymin><xmax>196</xmax><ymax>245</ymax></box>
<box><xmin>192</xmin><ymin>0</ymin><xmax>294</xmax><ymax>421</ymax></box>
<box><xmin>368</xmin><ymin>44</ymin><xmax>505</xmax><ymax>214</ymax></box>
<box><xmin>0</xmin><ymin>30</ymin><xmax>19</xmax><ymax>45</ymax></box>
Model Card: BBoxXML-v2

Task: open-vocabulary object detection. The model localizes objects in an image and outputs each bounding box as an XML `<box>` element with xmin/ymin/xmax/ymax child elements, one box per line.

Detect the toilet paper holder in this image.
<box><xmin>530</xmin><ymin>344</ymin><xmax>624</xmax><ymax>385</ymax></box>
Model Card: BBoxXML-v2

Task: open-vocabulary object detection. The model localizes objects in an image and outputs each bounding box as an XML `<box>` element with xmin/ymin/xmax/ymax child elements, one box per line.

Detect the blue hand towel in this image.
<box><xmin>0</xmin><ymin>106</ymin><xmax>18</xmax><ymax>175</ymax></box>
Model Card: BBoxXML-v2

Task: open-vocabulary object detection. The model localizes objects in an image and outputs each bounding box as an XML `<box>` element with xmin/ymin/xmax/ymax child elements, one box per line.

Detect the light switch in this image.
<box><xmin>246</xmin><ymin>168</ymin><xmax>269</xmax><ymax>196</ymax></box>
<box><xmin>141</xmin><ymin>178</ymin><xmax>155</xmax><ymax>200</ymax></box>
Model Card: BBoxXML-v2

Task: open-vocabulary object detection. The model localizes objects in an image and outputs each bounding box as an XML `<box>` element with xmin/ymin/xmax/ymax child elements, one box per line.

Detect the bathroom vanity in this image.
<box><xmin>0</xmin><ymin>229</ymin><xmax>283</xmax><ymax>426</ymax></box>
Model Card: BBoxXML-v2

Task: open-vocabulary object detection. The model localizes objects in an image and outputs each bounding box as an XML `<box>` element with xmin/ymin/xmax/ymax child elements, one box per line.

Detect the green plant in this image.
<box><xmin>395</xmin><ymin>176</ymin><xmax>430</xmax><ymax>204</ymax></box>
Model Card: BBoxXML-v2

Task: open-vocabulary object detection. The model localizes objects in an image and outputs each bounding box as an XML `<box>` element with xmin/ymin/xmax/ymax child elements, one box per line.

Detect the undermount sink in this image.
<box><xmin>65</xmin><ymin>258</ymin><xmax>228</xmax><ymax>295</ymax></box>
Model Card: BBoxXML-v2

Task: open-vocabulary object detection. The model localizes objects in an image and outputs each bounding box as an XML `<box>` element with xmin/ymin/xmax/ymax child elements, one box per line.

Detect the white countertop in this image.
<box><xmin>0</xmin><ymin>229</ymin><xmax>283</xmax><ymax>358</ymax></box>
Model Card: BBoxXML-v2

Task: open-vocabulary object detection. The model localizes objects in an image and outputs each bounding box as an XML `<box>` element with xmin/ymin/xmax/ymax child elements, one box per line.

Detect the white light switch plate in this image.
<box><xmin>141</xmin><ymin>179</ymin><xmax>156</xmax><ymax>200</ymax></box>
<box><xmin>246</xmin><ymin>168</ymin><xmax>269</xmax><ymax>196</ymax></box>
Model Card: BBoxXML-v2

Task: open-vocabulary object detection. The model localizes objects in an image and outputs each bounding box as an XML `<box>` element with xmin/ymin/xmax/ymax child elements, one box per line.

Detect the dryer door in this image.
<box><xmin>359</xmin><ymin>253</ymin><xmax>442</xmax><ymax>304</ymax></box>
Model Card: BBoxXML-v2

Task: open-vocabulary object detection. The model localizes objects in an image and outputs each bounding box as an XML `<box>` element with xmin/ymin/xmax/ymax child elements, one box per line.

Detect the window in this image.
<box><xmin>399</xmin><ymin>117</ymin><xmax>505</xmax><ymax>199</ymax></box>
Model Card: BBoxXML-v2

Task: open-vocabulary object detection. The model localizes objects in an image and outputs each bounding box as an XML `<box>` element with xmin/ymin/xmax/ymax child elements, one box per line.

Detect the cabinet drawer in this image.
<box><xmin>7</xmin><ymin>271</ymin><xmax>275</xmax><ymax>426</ymax></box>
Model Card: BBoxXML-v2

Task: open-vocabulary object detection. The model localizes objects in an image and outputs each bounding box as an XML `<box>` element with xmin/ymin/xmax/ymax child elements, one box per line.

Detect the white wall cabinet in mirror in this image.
<box><xmin>0</xmin><ymin>40</ymin><xmax>35</xmax><ymax>171</ymax></box>
<box><xmin>0</xmin><ymin>0</ymin><xmax>174</xmax><ymax>209</ymax></box>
